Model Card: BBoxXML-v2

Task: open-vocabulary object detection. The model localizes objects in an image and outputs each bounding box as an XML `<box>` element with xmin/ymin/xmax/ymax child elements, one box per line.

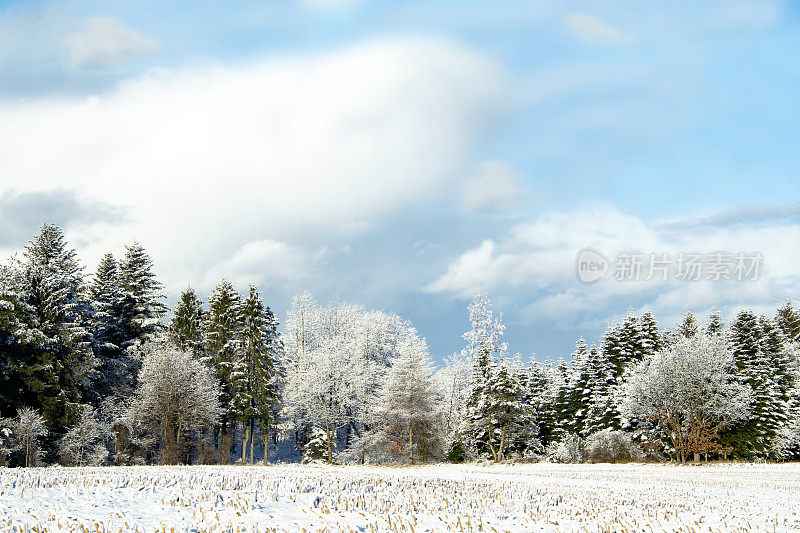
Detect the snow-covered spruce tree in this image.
<box><xmin>235</xmin><ymin>284</ymin><xmax>283</xmax><ymax>464</ymax></box>
<box><xmin>624</xmin><ymin>332</ymin><xmax>750</xmax><ymax>462</ymax></box>
<box><xmin>527</xmin><ymin>358</ymin><xmax>560</xmax><ymax>448</ymax></box>
<box><xmin>303</xmin><ymin>427</ymin><xmax>329</xmax><ymax>463</ymax></box>
<box><xmin>118</xmin><ymin>241</ymin><xmax>167</xmax><ymax>344</ymax></box>
<box><xmin>677</xmin><ymin>312</ymin><xmax>699</xmax><ymax>339</ymax></box>
<box><xmin>705</xmin><ymin>310</ymin><xmax>725</xmax><ymax>336</ymax></box>
<box><xmin>90</xmin><ymin>253</ymin><xmax>126</xmax><ymax>354</ymax></box>
<box><xmin>720</xmin><ymin>310</ymin><xmax>798</xmax><ymax>458</ymax></box>
<box><xmin>58</xmin><ymin>405</ymin><xmax>108</xmax><ymax>466</ymax></box>
<box><xmin>88</xmin><ymin>252</ymin><xmax>137</xmax><ymax>407</ymax></box>
<box><xmin>0</xmin><ymin>264</ymin><xmax>49</xmax><ymax>422</ymax></box>
<box><xmin>461</xmin><ymin>292</ymin><xmax>507</xmax><ymax>458</ymax></box>
<box><xmin>481</xmin><ymin>363</ymin><xmax>535</xmax><ymax>461</ymax></box>
<box><xmin>582</xmin><ymin>346</ymin><xmax>617</xmax><ymax>437</ymax></box>
<box><xmin>555</xmin><ymin>339</ymin><xmax>591</xmax><ymax>437</ymax></box>
<box><xmin>599</xmin><ymin>311</ymin><xmax>661</xmax><ymax>432</ymax></box>
<box><xmin>169</xmin><ymin>286</ymin><xmax>204</xmax><ymax>358</ymax></box>
<box><xmin>251</xmin><ymin>303</ymin><xmax>284</xmax><ymax>464</ymax></box>
<box><xmin>757</xmin><ymin>316</ymin><xmax>800</xmax><ymax>459</ymax></box>
<box><xmin>776</xmin><ymin>301</ymin><xmax>800</xmax><ymax>344</ymax></box>
<box><xmin>557</xmin><ymin>339</ymin><xmax>615</xmax><ymax>439</ymax></box>
<box><xmin>202</xmin><ymin>279</ymin><xmax>243</xmax><ymax>463</ymax></box>
<box><xmin>7</xmin><ymin>225</ymin><xmax>96</xmax><ymax>438</ymax></box>
<box><xmin>375</xmin><ymin>333</ymin><xmax>439</xmax><ymax>464</ymax></box>
<box><xmin>130</xmin><ymin>341</ymin><xmax>222</xmax><ymax>464</ymax></box>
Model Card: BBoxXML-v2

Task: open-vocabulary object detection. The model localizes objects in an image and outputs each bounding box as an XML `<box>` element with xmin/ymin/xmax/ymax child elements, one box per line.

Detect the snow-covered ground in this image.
<box><xmin>1</xmin><ymin>462</ymin><xmax>798</xmax><ymax>532</ymax></box>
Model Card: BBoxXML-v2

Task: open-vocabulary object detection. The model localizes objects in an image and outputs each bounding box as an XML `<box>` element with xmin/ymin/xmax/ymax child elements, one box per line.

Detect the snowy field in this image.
<box><xmin>1</xmin><ymin>463</ymin><xmax>799</xmax><ymax>532</ymax></box>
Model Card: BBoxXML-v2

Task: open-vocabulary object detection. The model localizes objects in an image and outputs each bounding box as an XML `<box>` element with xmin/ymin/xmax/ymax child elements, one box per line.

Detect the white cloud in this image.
<box><xmin>67</xmin><ymin>16</ymin><xmax>160</xmax><ymax>69</ymax></box>
<box><xmin>426</xmin><ymin>203</ymin><xmax>800</xmax><ymax>329</ymax></box>
<box><xmin>0</xmin><ymin>38</ymin><xmax>507</xmax><ymax>294</ymax></box>
<box><xmin>463</xmin><ymin>160</ymin><xmax>528</xmax><ymax>214</ymax></box>
<box><xmin>564</xmin><ymin>13</ymin><xmax>634</xmax><ymax>45</ymax></box>
<box><xmin>203</xmin><ymin>239</ymin><xmax>313</xmax><ymax>290</ymax></box>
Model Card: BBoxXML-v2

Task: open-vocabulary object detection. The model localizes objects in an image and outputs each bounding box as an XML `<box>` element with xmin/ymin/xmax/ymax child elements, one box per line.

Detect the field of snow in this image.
<box><xmin>1</xmin><ymin>463</ymin><xmax>798</xmax><ymax>532</ymax></box>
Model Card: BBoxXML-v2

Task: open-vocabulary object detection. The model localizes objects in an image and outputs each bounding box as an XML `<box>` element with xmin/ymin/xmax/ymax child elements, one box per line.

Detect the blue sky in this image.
<box><xmin>1</xmin><ymin>0</ymin><xmax>800</xmax><ymax>362</ymax></box>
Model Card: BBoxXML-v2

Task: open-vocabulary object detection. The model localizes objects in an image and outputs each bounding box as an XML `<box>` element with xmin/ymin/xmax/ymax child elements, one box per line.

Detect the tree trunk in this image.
<box><xmin>220</xmin><ymin>422</ymin><xmax>231</xmax><ymax>465</ymax></box>
<box><xmin>262</xmin><ymin>424</ymin><xmax>269</xmax><ymax>464</ymax></box>
<box><xmin>249</xmin><ymin>419</ymin><xmax>254</xmax><ymax>465</ymax></box>
<box><xmin>325</xmin><ymin>421</ymin><xmax>336</xmax><ymax>463</ymax></box>
<box><xmin>242</xmin><ymin>421</ymin><xmax>250</xmax><ymax>464</ymax></box>
<box><xmin>408</xmin><ymin>420</ymin><xmax>413</xmax><ymax>465</ymax></box>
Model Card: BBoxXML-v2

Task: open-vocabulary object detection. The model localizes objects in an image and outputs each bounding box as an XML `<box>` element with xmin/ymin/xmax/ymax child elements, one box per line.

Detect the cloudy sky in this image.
<box><xmin>1</xmin><ymin>0</ymin><xmax>799</xmax><ymax>362</ymax></box>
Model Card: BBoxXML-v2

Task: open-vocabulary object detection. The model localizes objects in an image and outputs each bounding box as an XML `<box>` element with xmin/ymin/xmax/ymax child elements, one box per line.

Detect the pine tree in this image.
<box><xmin>722</xmin><ymin>310</ymin><xmax>796</xmax><ymax>458</ymax></box>
<box><xmin>233</xmin><ymin>284</ymin><xmax>283</xmax><ymax>464</ymax></box>
<box><xmin>118</xmin><ymin>242</ymin><xmax>167</xmax><ymax>344</ymax></box>
<box><xmin>169</xmin><ymin>286</ymin><xmax>204</xmax><ymax>357</ymax></box>
<box><xmin>461</xmin><ymin>293</ymin><xmax>507</xmax><ymax>457</ymax></box>
<box><xmin>90</xmin><ymin>253</ymin><xmax>125</xmax><ymax>352</ymax></box>
<box><xmin>203</xmin><ymin>279</ymin><xmax>242</xmax><ymax>463</ymax></box>
<box><xmin>582</xmin><ymin>345</ymin><xmax>617</xmax><ymax>436</ymax></box>
<box><xmin>678</xmin><ymin>312</ymin><xmax>699</xmax><ymax>338</ymax></box>
<box><xmin>10</xmin><ymin>224</ymin><xmax>96</xmax><ymax>435</ymax></box>
<box><xmin>776</xmin><ymin>302</ymin><xmax>800</xmax><ymax>344</ymax></box>
<box><xmin>88</xmin><ymin>253</ymin><xmax>131</xmax><ymax>404</ymax></box>
<box><xmin>555</xmin><ymin>339</ymin><xmax>590</xmax><ymax>437</ymax></box>
<box><xmin>251</xmin><ymin>303</ymin><xmax>283</xmax><ymax>464</ymax></box>
<box><xmin>473</xmin><ymin>363</ymin><xmax>533</xmax><ymax>461</ymax></box>
<box><xmin>706</xmin><ymin>310</ymin><xmax>724</xmax><ymax>336</ymax></box>
<box><xmin>601</xmin><ymin>311</ymin><xmax>661</xmax><ymax>431</ymax></box>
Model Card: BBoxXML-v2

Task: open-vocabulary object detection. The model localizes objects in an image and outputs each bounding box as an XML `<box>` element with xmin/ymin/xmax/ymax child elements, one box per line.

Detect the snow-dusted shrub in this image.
<box><xmin>58</xmin><ymin>406</ymin><xmax>109</xmax><ymax>466</ymax></box>
<box><xmin>303</xmin><ymin>427</ymin><xmax>331</xmax><ymax>463</ymax></box>
<box><xmin>585</xmin><ymin>430</ymin><xmax>643</xmax><ymax>463</ymax></box>
<box><xmin>0</xmin><ymin>418</ymin><xmax>14</xmax><ymax>466</ymax></box>
<box><xmin>546</xmin><ymin>434</ymin><xmax>585</xmax><ymax>463</ymax></box>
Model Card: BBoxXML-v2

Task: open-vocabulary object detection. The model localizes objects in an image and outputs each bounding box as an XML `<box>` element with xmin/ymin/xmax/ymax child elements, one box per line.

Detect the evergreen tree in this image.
<box><xmin>90</xmin><ymin>253</ymin><xmax>125</xmax><ymax>352</ymax></box>
<box><xmin>460</xmin><ymin>293</ymin><xmax>507</xmax><ymax>457</ymax></box>
<box><xmin>233</xmin><ymin>284</ymin><xmax>283</xmax><ymax>464</ymax></box>
<box><xmin>723</xmin><ymin>310</ymin><xmax>797</xmax><ymax>458</ymax></box>
<box><xmin>678</xmin><ymin>312</ymin><xmax>699</xmax><ymax>338</ymax></box>
<box><xmin>776</xmin><ymin>302</ymin><xmax>800</xmax><ymax>344</ymax></box>
<box><xmin>169</xmin><ymin>286</ymin><xmax>204</xmax><ymax>357</ymax></box>
<box><xmin>555</xmin><ymin>339</ymin><xmax>590</xmax><ymax>436</ymax></box>
<box><xmin>251</xmin><ymin>303</ymin><xmax>283</xmax><ymax>464</ymax></box>
<box><xmin>5</xmin><ymin>225</ymin><xmax>96</xmax><ymax>437</ymax></box>
<box><xmin>582</xmin><ymin>345</ymin><xmax>617</xmax><ymax>436</ymax></box>
<box><xmin>706</xmin><ymin>310</ymin><xmax>724</xmax><ymax>336</ymax></box>
<box><xmin>118</xmin><ymin>242</ymin><xmax>167</xmax><ymax>344</ymax></box>
<box><xmin>600</xmin><ymin>311</ymin><xmax>661</xmax><ymax>431</ymax></box>
<box><xmin>203</xmin><ymin>279</ymin><xmax>242</xmax><ymax>463</ymax></box>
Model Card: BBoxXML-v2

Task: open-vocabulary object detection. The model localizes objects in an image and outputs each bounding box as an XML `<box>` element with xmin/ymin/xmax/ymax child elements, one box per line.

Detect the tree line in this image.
<box><xmin>1</xmin><ymin>224</ymin><xmax>799</xmax><ymax>466</ymax></box>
